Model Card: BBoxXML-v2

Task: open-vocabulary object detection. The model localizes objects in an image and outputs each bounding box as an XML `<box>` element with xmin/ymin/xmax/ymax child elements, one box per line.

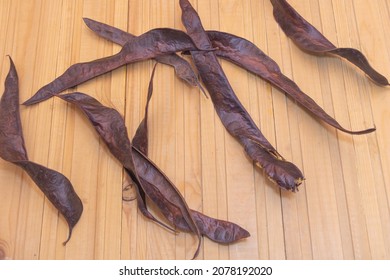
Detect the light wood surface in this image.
<box><xmin>1</xmin><ymin>0</ymin><xmax>390</xmax><ymax>260</ymax></box>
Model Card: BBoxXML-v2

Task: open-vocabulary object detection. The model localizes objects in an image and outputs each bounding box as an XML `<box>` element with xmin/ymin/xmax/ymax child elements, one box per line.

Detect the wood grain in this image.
<box><xmin>0</xmin><ymin>0</ymin><xmax>389</xmax><ymax>260</ymax></box>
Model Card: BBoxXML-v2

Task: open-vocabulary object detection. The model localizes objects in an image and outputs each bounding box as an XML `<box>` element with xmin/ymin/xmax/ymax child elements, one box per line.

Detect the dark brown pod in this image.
<box><xmin>207</xmin><ymin>31</ymin><xmax>375</xmax><ymax>135</ymax></box>
<box><xmin>179</xmin><ymin>0</ymin><xmax>304</xmax><ymax>191</ymax></box>
<box><xmin>57</xmin><ymin>90</ymin><xmax>177</xmax><ymax>234</ymax></box>
<box><xmin>83</xmin><ymin>17</ymin><xmax>204</xmax><ymax>92</ymax></box>
<box><xmin>58</xmin><ymin>91</ymin><xmax>202</xmax><ymax>259</ymax></box>
<box><xmin>132</xmin><ymin>147</ymin><xmax>250</xmax><ymax>244</ymax></box>
<box><xmin>81</xmin><ymin>18</ymin><xmax>375</xmax><ymax>135</ymax></box>
<box><xmin>131</xmin><ymin>64</ymin><xmax>250</xmax><ymax>244</ymax></box>
<box><xmin>59</xmin><ymin>90</ymin><xmax>249</xmax><ymax>253</ymax></box>
<box><xmin>16</xmin><ymin>161</ymin><xmax>83</xmax><ymax>245</ymax></box>
<box><xmin>270</xmin><ymin>0</ymin><xmax>389</xmax><ymax>86</ymax></box>
<box><xmin>0</xmin><ymin>56</ymin><xmax>83</xmax><ymax>244</ymax></box>
<box><xmin>23</xmin><ymin>28</ymin><xmax>206</xmax><ymax>106</ymax></box>
<box><xmin>131</xmin><ymin>63</ymin><xmax>157</xmax><ymax>156</ymax></box>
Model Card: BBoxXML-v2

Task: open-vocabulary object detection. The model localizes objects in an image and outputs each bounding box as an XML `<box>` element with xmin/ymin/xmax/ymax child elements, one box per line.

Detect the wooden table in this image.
<box><xmin>1</xmin><ymin>0</ymin><xmax>389</xmax><ymax>260</ymax></box>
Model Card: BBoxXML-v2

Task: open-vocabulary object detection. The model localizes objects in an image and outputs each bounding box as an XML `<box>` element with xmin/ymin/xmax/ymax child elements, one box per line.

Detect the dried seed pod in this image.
<box><xmin>59</xmin><ymin>89</ymin><xmax>249</xmax><ymax>254</ymax></box>
<box><xmin>132</xmin><ymin>147</ymin><xmax>250</xmax><ymax>244</ymax></box>
<box><xmin>0</xmin><ymin>57</ymin><xmax>83</xmax><ymax>244</ymax></box>
<box><xmin>58</xmin><ymin>91</ymin><xmax>202</xmax><ymax>259</ymax></box>
<box><xmin>82</xmin><ymin>19</ymin><xmax>375</xmax><ymax>135</ymax></box>
<box><xmin>23</xmin><ymin>28</ymin><xmax>208</xmax><ymax>106</ymax></box>
<box><xmin>270</xmin><ymin>0</ymin><xmax>389</xmax><ymax>86</ymax></box>
<box><xmin>132</xmin><ymin>64</ymin><xmax>250</xmax><ymax>244</ymax></box>
<box><xmin>131</xmin><ymin>63</ymin><xmax>157</xmax><ymax>156</ymax></box>
<box><xmin>180</xmin><ymin>0</ymin><xmax>304</xmax><ymax>190</ymax></box>
<box><xmin>83</xmin><ymin>17</ymin><xmax>204</xmax><ymax>92</ymax></box>
<box><xmin>207</xmin><ymin>31</ymin><xmax>375</xmax><ymax>135</ymax></box>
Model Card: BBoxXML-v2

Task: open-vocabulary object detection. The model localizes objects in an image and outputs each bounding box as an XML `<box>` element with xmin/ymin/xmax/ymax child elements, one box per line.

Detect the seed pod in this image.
<box><xmin>82</xmin><ymin>18</ymin><xmax>375</xmax><ymax>135</ymax></box>
<box><xmin>270</xmin><ymin>0</ymin><xmax>389</xmax><ymax>86</ymax></box>
<box><xmin>180</xmin><ymin>0</ymin><xmax>304</xmax><ymax>191</ymax></box>
<box><xmin>0</xmin><ymin>57</ymin><xmax>83</xmax><ymax>244</ymax></box>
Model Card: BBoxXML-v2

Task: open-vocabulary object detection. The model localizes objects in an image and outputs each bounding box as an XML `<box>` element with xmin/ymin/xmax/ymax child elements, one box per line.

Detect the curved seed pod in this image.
<box><xmin>16</xmin><ymin>161</ymin><xmax>83</xmax><ymax>245</ymax></box>
<box><xmin>207</xmin><ymin>31</ymin><xmax>376</xmax><ymax>135</ymax></box>
<box><xmin>270</xmin><ymin>0</ymin><xmax>389</xmax><ymax>86</ymax></box>
<box><xmin>23</xmin><ymin>28</ymin><xmax>206</xmax><ymax>106</ymax></box>
<box><xmin>124</xmin><ymin>168</ymin><xmax>177</xmax><ymax>233</ymax></box>
<box><xmin>83</xmin><ymin>17</ymin><xmax>203</xmax><ymax>91</ymax></box>
<box><xmin>154</xmin><ymin>54</ymin><xmax>206</xmax><ymax>97</ymax></box>
<box><xmin>189</xmin><ymin>210</ymin><xmax>249</xmax><ymax>244</ymax></box>
<box><xmin>0</xmin><ymin>58</ymin><xmax>28</xmax><ymax>162</ymax></box>
<box><xmin>58</xmin><ymin>92</ymin><xmax>202</xmax><ymax>259</ymax></box>
<box><xmin>83</xmin><ymin>17</ymin><xmax>130</xmax><ymax>46</ymax></box>
<box><xmin>57</xmin><ymin>91</ymin><xmax>175</xmax><ymax>233</ymax></box>
<box><xmin>126</xmin><ymin>64</ymin><xmax>177</xmax><ymax>233</ymax></box>
<box><xmin>79</xmin><ymin>19</ymin><xmax>375</xmax><ymax>135</ymax></box>
<box><xmin>132</xmin><ymin>64</ymin><xmax>249</xmax><ymax>244</ymax></box>
<box><xmin>180</xmin><ymin>0</ymin><xmax>304</xmax><ymax>191</ymax></box>
<box><xmin>0</xmin><ymin>56</ymin><xmax>83</xmax><ymax>244</ymax></box>
<box><xmin>132</xmin><ymin>63</ymin><xmax>157</xmax><ymax>156</ymax></box>
<box><xmin>132</xmin><ymin>148</ymin><xmax>250</xmax><ymax>244</ymax></box>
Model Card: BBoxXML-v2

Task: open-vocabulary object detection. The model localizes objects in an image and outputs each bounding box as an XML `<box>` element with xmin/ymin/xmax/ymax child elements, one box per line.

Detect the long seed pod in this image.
<box><xmin>81</xmin><ymin>15</ymin><xmax>304</xmax><ymax>190</ymax></box>
<box><xmin>23</xmin><ymin>28</ymin><xmax>209</xmax><ymax>106</ymax></box>
<box><xmin>124</xmin><ymin>168</ymin><xmax>177</xmax><ymax>234</ymax></box>
<box><xmin>132</xmin><ymin>63</ymin><xmax>157</xmax><ymax>156</ymax></box>
<box><xmin>132</xmin><ymin>64</ymin><xmax>250</xmax><ymax>243</ymax></box>
<box><xmin>132</xmin><ymin>147</ymin><xmax>250</xmax><ymax>244</ymax></box>
<box><xmin>56</xmin><ymin>90</ymin><xmax>181</xmax><ymax>234</ymax></box>
<box><xmin>0</xmin><ymin>56</ymin><xmax>83</xmax><ymax>244</ymax></box>
<box><xmin>270</xmin><ymin>0</ymin><xmax>389</xmax><ymax>86</ymax></box>
<box><xmin>58</xmin><ymin>91</ymin><xmax>202</xmax><ymax>259</ymax></box>
<box><xmin>82</xmin><ymin>19</ymin><xmax>375</xmax><ymax>135</ymax></box>
<box><xmin>126</xmin><ymin>64</ymin><xmax>176</xmax><ymax>232</ymax></box>
<box><xmin>207</xmin><ymin>31</ymin><xmax>375</xmax><ymax>135</ymax></box>
<box><xmin>83</xmin><ymin>18</ymin><xmax>204</xmax><ymax>91</ymax></box>
<box><xmin>59</xmin><ymin>90</ymin><xmax>249</xmax><ymax>254</ymax></box>
<box><xmin>179</xmin><ymin>0</ymin><xmax>304</xmax><ymax>191</ymax></box>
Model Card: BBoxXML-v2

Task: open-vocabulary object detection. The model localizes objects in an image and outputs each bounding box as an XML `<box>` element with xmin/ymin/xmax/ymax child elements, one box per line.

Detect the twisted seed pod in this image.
<box><xmin>0</xmin><ymin>57</ymin><xmax>83</xmax><ymax>245</ymax></box>
<box><xmin>270</xmin><ymin>0</ymin><xmax>389</xmax><ymax>86</ymax></box>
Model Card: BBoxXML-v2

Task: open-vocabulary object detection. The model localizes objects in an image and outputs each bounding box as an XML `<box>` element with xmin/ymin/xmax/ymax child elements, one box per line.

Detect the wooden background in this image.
<box><xmin>1</xmin><ymin>0</ymin><xmax>390</xmax><ymax>260</ymax></box>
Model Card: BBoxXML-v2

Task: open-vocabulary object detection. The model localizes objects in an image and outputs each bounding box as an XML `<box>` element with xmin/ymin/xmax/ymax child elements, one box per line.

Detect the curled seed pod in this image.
<box><xmin>132</xmin><ymin>63</ymin><xmax>250</xmax><ymax>244</ymax></box>
<box><xmin>23</xmin><ymin>28</ymin><xmax>208</xmax><ymax>106</ymax></box>
<box><xmin>58</xmin><ymin>90</ymin><xmax>175</xmax><ymax>233</ymax></box>
<box><xmin>58</xmin><ymin>91</ymin><xmax>202</xmax><ymax>259</ymax></box>
<box><xmin>59</xmin><ymin>89</ymin><xmax>250</xmax><ymax>256</ymax></box>
<box><xmin>83</xmin><ymin>17</ymin><xmax>204</xmax><ymax>91</ymax></box>
<box><xmin>180</xmin><ymin>0</ymin><xmax>304</xmax><ymax>191</ymax></box>
<box><xmin>207</xmin><ymin>30</ymin><xmax>375</xmax><ymax>135</ymax></box>
<box><xmin>132</xmin><ymin>63</ymin><xmax>157</xmax><ymax>156</ymax></box>
<box><xmin>270</xmin><ymin>0</ymin><xmax>389</xmax><ymax>86</ymax></box>
<box><xmin>132</xmin><ymin>148</ymin><xmax>250</xmax><ymax>244</ymax></box>
<box><xmin>0</xmin><ymin>56</ymin><xmax>83</xmax><ymax>244</ymax></box>
<box><xmin>81</xmin><ymin>19</ymin><xmax>375</xmax><ymax>136</ymax></box>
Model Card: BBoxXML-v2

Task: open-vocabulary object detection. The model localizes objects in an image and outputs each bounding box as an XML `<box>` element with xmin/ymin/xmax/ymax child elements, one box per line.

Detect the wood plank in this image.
<box><xmin>0</xmin><ymin>0</ymin><xmax>389</xmax><ymax>260</ymax></box>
